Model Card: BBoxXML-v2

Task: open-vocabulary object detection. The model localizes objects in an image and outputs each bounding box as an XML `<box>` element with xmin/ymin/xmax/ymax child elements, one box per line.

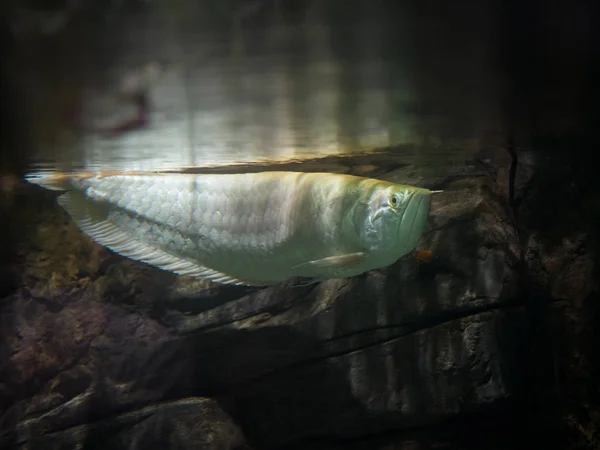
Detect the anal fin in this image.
<box><xmin>56</xmin><ymin>191</ymin><xmax>268</xmax><ymax>286</ymax></box>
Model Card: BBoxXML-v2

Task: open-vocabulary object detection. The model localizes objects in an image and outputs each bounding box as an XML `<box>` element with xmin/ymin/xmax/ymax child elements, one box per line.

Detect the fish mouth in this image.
<box><xmin>398</xmin><ymin>191</ymin><xmax>431</xmax><ymax>256</ymax></box>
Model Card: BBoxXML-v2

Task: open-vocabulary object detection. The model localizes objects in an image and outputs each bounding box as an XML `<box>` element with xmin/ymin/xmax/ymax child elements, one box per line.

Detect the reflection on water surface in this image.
<box><xmin>9</xmin><ymin>0</ymin><xmax>505</xmax><ymax>175</ymax></box>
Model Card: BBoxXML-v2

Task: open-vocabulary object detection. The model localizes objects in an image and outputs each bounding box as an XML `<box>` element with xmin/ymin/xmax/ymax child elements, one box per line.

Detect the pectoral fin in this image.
<box><xmin>294</xmin><ymin>252</ymin><xmax>366</xmax><ymax>270</ymax></box>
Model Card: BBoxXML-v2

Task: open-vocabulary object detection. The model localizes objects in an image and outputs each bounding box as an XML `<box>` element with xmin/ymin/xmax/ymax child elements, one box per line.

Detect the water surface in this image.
<box><xmin>11</xmin><ymin>0</ymin><xmax>505</xmax><ymax>176</ymax></box>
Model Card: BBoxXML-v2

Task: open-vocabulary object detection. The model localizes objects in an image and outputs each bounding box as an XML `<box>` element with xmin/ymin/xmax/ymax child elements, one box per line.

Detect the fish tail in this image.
<box><xmin>24</xmin><ymin>171</ymin><xmax>102</xmax><ymax>192</ymax></box>
<box><xmin>24</xmin><ymin>172</ymin><xmax>75</xmax><ymax>191</ymax></box>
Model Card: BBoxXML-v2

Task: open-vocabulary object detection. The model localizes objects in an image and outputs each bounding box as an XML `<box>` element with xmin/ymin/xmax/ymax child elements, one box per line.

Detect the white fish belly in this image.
<box><xmin>69</xmin><ymin>172</ymin><xmax>362</xmax><ymax>284</ymax></box>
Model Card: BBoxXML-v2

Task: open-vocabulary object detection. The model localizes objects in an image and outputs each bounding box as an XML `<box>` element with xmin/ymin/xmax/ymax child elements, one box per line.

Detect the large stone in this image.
<box><xmin>0</xmin><ymin>170</ymin><xmax>526</xmax><ymax>449</ymax></box>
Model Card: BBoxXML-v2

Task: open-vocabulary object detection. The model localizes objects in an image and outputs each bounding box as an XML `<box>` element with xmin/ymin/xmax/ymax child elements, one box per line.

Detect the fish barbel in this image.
<box><xmin>25</xmin><ymin>171</ymin><xmax>432</xmax><ymax>286</ymax></box>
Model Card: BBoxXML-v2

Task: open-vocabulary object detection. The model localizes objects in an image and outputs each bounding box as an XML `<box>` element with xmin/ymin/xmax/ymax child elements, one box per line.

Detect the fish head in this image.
<box><xmin>357</xmin><ymin>183</ymin><xmax>432</xmax><ymax>258</ymax></box>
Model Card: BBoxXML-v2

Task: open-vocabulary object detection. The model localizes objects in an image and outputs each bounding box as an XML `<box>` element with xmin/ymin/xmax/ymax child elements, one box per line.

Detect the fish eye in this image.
<box><xmin>388</xmin><ymin>194</ymin><xmax>399</xmax><ymax>208</ymax></box>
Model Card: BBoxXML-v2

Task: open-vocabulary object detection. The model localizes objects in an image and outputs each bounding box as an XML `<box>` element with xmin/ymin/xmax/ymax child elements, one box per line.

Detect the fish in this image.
<box><xmin>25</xmin><ymin>171</ymin><xmax>433</xmax><ymax>286</ymax></box>
<box><xmin>414</xmin><ymin>249</ymin><xmax>433</xmax><ymax>262</ymax></box>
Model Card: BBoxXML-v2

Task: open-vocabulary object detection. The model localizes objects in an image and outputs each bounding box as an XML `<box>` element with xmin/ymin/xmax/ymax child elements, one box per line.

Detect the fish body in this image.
<box><xmin>26</xmin><ymin>171</ymin><xmax>432</xmax><ymax>286</ymax></box>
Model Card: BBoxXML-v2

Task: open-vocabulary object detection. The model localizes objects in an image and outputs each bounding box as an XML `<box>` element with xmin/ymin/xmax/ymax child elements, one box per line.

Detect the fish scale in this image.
<box><xmin>26</xmin><ymin>171</ymin><xmax>433</xmax><ymax>286</ymax></box>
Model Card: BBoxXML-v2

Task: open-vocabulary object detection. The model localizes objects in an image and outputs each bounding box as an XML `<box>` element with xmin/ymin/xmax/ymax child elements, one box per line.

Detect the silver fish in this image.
<box><xmin>25</xmin><ymin>171</ymin><xmax>432</xmax><ymax>286</ymax></box>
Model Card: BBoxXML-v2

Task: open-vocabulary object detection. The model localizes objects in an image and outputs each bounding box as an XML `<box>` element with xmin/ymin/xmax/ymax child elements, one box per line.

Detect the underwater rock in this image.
<box><xmin>0</xmin><ymin>171</ymin><xmax>528</xmax><ymax>450</ymax></box>
<box><xmin>17</xmin><ymin>398</ymin><xmax>247</xmax><ymax>450</ymax></box>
